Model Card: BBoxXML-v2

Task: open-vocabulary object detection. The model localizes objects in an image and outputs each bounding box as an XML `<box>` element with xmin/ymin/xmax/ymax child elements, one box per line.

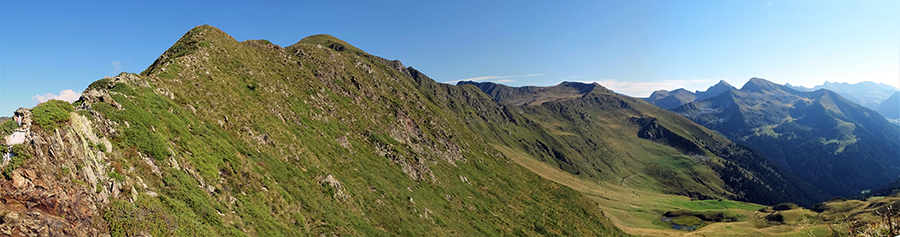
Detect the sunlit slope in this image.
<box><xmin>412</xmin><ymin>78</ymin><xmax>828</xmax><ymax>207</ymax></box>
<box><xmin>492</xmin><ymin>143</ymin><xmax>900</xmax><ymax>236</ymax></box>
<box><xmin>1</xmin><ymin>25</ymin><xmax>627</xmax><ymax>236</ymax></box>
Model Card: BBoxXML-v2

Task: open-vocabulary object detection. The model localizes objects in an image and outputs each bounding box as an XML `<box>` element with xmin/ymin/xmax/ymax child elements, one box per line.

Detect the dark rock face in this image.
<box><xmin>633</xmin><ymin>116</ymin><xmax>705</xmax><ymax>155</ymax></box>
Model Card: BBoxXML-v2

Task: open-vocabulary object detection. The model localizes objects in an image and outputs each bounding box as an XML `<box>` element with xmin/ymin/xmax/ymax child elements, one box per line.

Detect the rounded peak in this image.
<box><xmin>741</xmin><ymin>77</ymin><xmax>784</xmax><ymax>93</ymax></box>
<box><xmin>301</xmin><ymin>34</ymin><xmax>342</xmax><ymax>42</ymax></box>
<box><xmin>649</xmin><ymin>90</ymin><xmax>670</xmax><ymax>97</ymax></box>
<box><xmin>557</xmin><ymin>81</ymin><xmax>612</xmax><ymax>94</ymax></box>
<box><xmin>190</xmin><ymin>24</ymin><xmax>223</xmax><ymax>33</ymax></box>
<box><xmin>748</xmin><ymin>77</ymin><xmax>770</xmax><ymax>82</ymax></box>
<box><xmin>183</xmin><ymin>25</ymin><xmax>236</xmax><ymax>42</ymax></box>
<box><xmin>293</xmin><ymin>34</ymin><xmax>367</xmax><ymax>55</ymax></box>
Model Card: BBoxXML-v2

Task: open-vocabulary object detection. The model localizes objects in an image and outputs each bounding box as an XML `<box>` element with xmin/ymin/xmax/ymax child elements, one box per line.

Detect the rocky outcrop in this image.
<box><xmin>0</xmin><ymin>75</ymin><xmax>138</xmax><ymax>236</ymax></box>
<box><xmin>318</xmin><ymin>174</ymin><xmax>350</xmax><ymax>201</ymax></box>
<box><xmin>0</xmin><ymin>112</ymin><xmax>115</xmax><ymax>236</ymax></box>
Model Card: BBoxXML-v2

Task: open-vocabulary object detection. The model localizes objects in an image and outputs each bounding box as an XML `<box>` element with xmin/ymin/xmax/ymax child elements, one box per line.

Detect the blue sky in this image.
<box><xmin>2</xmin><ymin>1</ymin><xmax>898</xmax><ymax>116</ymax></box>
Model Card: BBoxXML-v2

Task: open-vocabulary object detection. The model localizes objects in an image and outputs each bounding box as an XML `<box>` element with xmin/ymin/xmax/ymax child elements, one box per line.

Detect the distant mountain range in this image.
<box><xmin>646</xmin><ymin>80</ymin><xmax>736</xmax><ymax>110</ymax></box>
<box><xmin>441</xmin><ymin>80</ymin><xmax>828</xmax><ymax>206</ymax></box>
<box><xmin>786</xmin><ymin>81</ymin><xmax>899</xmax><ymax>111</ymax></box>
<box><xmin>647</xmin><ymin>78</ymin><xmax>900</xmax><ymax>197</ymax></box>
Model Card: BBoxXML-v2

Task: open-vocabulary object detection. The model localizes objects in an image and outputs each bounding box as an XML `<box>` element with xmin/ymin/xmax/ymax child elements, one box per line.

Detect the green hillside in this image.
<box><xmin>429</xmin><ymin>80</ymin><xmax>827</xmax><ymax>207</ymax></box>
<box><xmin>0</xmin><ymin>25</ymin><xmax>624</xmax><ymax>236</ymax></box>
<box><xmin>6</xmin><ymin>25</ymin><xmax>893</xmax><ymax>237</ymax></box>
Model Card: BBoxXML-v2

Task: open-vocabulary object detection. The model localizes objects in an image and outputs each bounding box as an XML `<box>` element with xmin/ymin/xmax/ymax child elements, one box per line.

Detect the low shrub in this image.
<box><xmin>124</xmin><ymin>127</ymin><xmax>168</xmax><ymax>160</ymax></box>
<box><xmin>810</xmin><ymin>203</ymin><xmax>829</xmax><ymax>213</ymax></box>
<box><xmin>32</xmin><ymin>99</ymin><xmax>73</xmax><ymax>131</ymax></box>
<box><xmin>3</xmin><ymin>144</ymin><xmax>34</xmax><ymax>179</ymax></box>
<box><xmin>772</xmin><ymin>202</ymin><xmax>798</xmax><ymax>211</ymax></box>
<box><xmin>369</xmin><ymin>133</ymin><xmax>400</xmax><ymax>145</ymax></box>
<box><xmin>765</xmin><ymin>213</ymin><xmax>784</xmax><ymax>223</ymax></box>
<box><xmin>0</xmin><ymin>119</ymin><xmax>18</xmax><ymax>135</ymax></box>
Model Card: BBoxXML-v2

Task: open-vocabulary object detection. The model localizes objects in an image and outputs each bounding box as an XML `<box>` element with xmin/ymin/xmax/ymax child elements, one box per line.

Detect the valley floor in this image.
<box><xmin>492</xmin><ymin>144</ymin><xmax>896</xmax><ymax>236</ymax></box>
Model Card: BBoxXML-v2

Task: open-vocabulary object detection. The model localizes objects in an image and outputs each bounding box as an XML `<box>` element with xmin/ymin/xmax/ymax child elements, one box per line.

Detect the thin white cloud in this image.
<box><xmin>33</xmin><ymin>89</ymin><xmax>81</xmax><ymax>103</ymax></box>
<box><xmin>586</xmin><ymin>79</ymin><xmax>720</xmax><ymax>97</ymax></box>
<box><xmin>445</xmin><ymin>73</ymin><xmax>543</xmax><ymax>84</ymax></box>
<box><xmin>112</xmin><ymin>61</ymin><xmax>122</xmax><ymax>74</ymax></box>
<box><xmin>764</xmin><ymin>1</ymin><xmax>774</xmax><ymax>8</ymax></box>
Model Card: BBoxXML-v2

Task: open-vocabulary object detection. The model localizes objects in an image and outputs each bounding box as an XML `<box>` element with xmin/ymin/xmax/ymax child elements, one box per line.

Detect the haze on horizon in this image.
<box><xmin>2</xmin><ymin>1</ymin><xmax>898</xmax><ymax>116</ymax></box>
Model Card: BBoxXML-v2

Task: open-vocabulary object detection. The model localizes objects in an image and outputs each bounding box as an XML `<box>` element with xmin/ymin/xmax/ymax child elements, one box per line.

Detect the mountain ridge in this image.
<box><xmin>672</xmin><ymin>77</ymin><xmax>900</xmax><ymax>197</ymax></box>
<box><xmin>789</xmin><ymin>81</ymin><xmax>900</xmax><ymax>110</ymax></box>
<box><xmin>1</xmin><ymin>25</ymin><xmax>627</xmax><ymax>236</ymax></box>
<box><xmin>440</xmin><ymin>80</ymin><xmax>828</xmax><ymax>206</ymax></box>
<box><xmin>2</xmin><ymin>24</ymin><xmax>891</xmax><ymax>236</ymax></box>
<box><xmin>875</xmin><ymin>91</ymin><xmax>900</xmax><ymax>120</ymax></box>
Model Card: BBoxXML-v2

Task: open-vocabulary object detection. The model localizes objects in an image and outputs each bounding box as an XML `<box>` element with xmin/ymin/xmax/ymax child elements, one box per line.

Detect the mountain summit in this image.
<box><xmin>694</xmin><ymin>80</ymin><xmax>736</xmax><ymax>101</ymax></box>
<box><xmin>643</xmin><ymin>80</ymin><xmax>735</xmax><ymax>109</ymax></box>
<box><xmin>740</xmin><ymin>77</ymin><xmax>789</xmax><ymax>93</ymax></box>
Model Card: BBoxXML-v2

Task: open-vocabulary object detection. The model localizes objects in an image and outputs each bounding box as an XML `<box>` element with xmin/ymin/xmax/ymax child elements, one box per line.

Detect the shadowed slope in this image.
<box><xmin>674</xmin><ymin>78</ymin><xmax>900</xmax><ymax>197</ymax></box>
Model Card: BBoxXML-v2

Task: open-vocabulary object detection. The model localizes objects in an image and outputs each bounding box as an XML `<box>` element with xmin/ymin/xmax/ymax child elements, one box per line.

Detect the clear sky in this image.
<box><xmin>2</xmin><ymin>1</ymin><xmax>898</xmax><ymax>116</ymax></box>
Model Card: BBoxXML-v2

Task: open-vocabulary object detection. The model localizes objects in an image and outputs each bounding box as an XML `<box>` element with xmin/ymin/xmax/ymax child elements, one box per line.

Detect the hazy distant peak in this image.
<box><xmin>648</xmin><ymin>90</ymin><xmax>671</xmax><ymax>100</ymax></box>
<box><xmin>715</xmin><ymin>79</ymin><xmax>733</xmax><ymax>87</ymax></box>
<box><xmin>741</xmin><ymin>77</ymin><xmax>783</xmax><ymax>93</ymax></box>
<box><xmin>694</xmin><ymin>80</ymin><xmax>736</xmax><ymax>101</ymax></box>
<box><xmin>704</xmin><ymin>80</ymin><xmax>736</xmax><ymax>93</ymax></box>
<box><xmin>875</xmin><ymin>91</ymin><xmax>900</xmax><ymax>119</ymax></box>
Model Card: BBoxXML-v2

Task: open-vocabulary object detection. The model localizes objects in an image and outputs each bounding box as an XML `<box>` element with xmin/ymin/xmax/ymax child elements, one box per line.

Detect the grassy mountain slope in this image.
<box><xmin>408</xmin><ymin>73</ymin><xmax>828</xmax><ymax>208</ymax></box>
<box><xmin>2</xmin><ymin>25</ymin><xmax>625</xmax><ymax>236</ymax></box>
<box><xmin>495</xmin><ymin>142</ymin><xmax>900</xmax><ymax>236</ymax></box>
<box><xmin>674</xmin><ymin>78</ymin><xmax>900</xmax><ymax>197</ymax></box>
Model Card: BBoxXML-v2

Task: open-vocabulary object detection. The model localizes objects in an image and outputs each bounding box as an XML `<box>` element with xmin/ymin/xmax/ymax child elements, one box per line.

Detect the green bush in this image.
<box><xmin>109</xmin><ymin>170</ymin><xmax>126</xmax><ymax>182</ymax></box>
<box><xmin>772</xmin><ymin>202</ymin><xmax>798</xmax><ymax>211</ymax></box>
<box><xmin>3</xmin><ymin>144</ymin><xmax>33</xmax><ymax>179</ymax></box>
<box><xmin>124</xmin><ymin>127</ymin><xmax>168</xmax><ymax>160</ymax></box>
<box><xmin>369</xmin><ymin>133</ymin><xmax>400</xmax><ymax>145</ymax></box>
<box><xmin>0</xmin><ymin>119</ymin><xmax>18</xmax><ymax>135</ymax></box>
<box><xmin>765</xmin><ymin>213</ymin><xmax>784</xmax><ymax>223</ymax></box>
<box><xmin>32</xmin><ymin>99</ymin><xmax>73</xmax><ymax>131</ymax></box>
<box><xmin>87</xmin><ymin>78</ymin><xmax>112</xmax><ymax>90</ymax></box>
